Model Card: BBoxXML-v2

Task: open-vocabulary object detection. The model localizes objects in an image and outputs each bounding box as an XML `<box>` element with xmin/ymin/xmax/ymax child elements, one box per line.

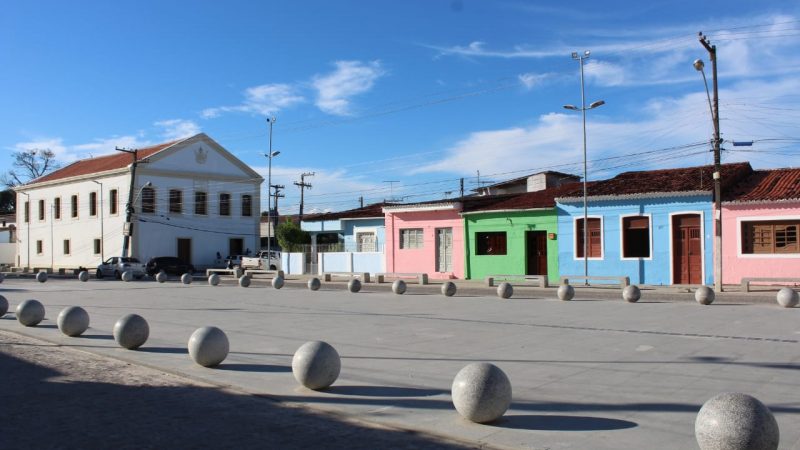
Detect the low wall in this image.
<box><xmin>0</xmin><ymin>243</ymin><xmax>15</xmax><ymax>265</ymax></box>
<box><xmin>281</xmin><ymin>252</ymin><xmax>305</xmax><ymax>275</ymax></box>
<box><xmin>318</xmin><ymin>252</ymin><xmax>384</xmax><ymax>275</ymax></box>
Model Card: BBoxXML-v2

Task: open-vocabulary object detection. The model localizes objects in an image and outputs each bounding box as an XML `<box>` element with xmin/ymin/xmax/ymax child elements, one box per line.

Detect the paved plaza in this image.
<box><xmin>1</xmin><ymin>276</ymin><xmax>799</xmax><ymax>449</ymax></box>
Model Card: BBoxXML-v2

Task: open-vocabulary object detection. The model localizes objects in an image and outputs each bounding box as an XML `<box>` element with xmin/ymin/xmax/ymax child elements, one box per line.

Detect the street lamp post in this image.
<box><xmin>92</xmin><ymin>180</ymin><xmax>105</xmax><ymax>262</ymax></box>
<box><xmin>265</xmin><ymin>117</ymin><xmax>280</xmax><ymax>259</ymax></box>
<box><xmin>563</xmin><ymin>50</ymin><xmax>605</xmax><ymax>284</ymax></box>
<box><xmin>20</xmin><ymin>191</ymin><xmax>30</xmax><ymax>271</ymax></box>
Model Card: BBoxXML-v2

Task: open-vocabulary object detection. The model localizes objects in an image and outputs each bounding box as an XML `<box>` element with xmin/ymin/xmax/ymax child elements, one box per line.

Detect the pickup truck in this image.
<box><xmin>240</xmin><ymin>250</ymin><xmax>281</xmax><ymax>270</ymax></box>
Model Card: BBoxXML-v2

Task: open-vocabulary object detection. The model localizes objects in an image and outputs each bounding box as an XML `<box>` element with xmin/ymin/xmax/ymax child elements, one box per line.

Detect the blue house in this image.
<box><xmin>556</xmin><ymin>163</ymin><xmax>752</xmax><ymax>285</ymax></box>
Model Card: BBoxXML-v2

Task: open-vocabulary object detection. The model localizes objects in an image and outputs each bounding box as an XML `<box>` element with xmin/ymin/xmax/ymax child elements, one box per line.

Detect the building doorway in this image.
<box><xmin>229</xmin><ymin>238</ymin><xmax>244</xmax><ymax>257</ymax></box>
<box><xmin>672</xmin><ymin>214</ymin><xmax>702</xmax><ymax>284</ymax></box>
<box><xmin>177</xmin><ymin>238</ymin><xmax>192</xmax><ymax>264</ymax></box>
<box><xmin>525</xmin><ymin>230</ymin><xmax>548</xmax><ymax>275</ymax></box>
<box><xmin>435</xmin><ymin>228</ymin><xmax>453</xmax><ymax>273</ymax></box>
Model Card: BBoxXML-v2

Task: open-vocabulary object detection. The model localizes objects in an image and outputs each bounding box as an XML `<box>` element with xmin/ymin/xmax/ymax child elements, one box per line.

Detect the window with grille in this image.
<box><xmin>622</xmin><ymin>216</ymin><xmax>650</xmax><ymax>258</ymax></box>
<box><xmin>476</xmin><ymin>232</ymin><xmax>507</xmax><ymax>255</ymax></box>
<box><xmin>195</xmin><ymin>191</ymin><xmax>207</xmax><ymax>215</ymax></box>
<box><xmin>742</xmin><ymin>220</ymin><xmax>799</xmax><ymax>254</ymax></box>
<box><xmin>241</xmin><ymin>194</ymin><xmax>252</xmax><ymax>217</ymax></box>
<box><xmin>219</xmin><ymin>193</ymin><xmax>231</xmax><ymax>216</ymax></box>
<box><xmin>89</xmin><ymin>192</ymin><xmax>97</xmax><ymax>216</ymax></box>
<box><xmin>93</xmin><ymin>239</ymin><xmax>101</xmax><ymax>255</ymax></box>
<box><xmin>169</xmin><ymin>189</ymin><xmax>183</xmax><ymax>214</ymax></box>
<box><xmin>71</xmin><ymin>195</ymin><xmax>78</xmax><ymax>218</ymax></box>
<box><xmin>38</xmin><ymin>199</ymin><xmax>45</xmax><ymax>221</ymax></box>
<box><xmin>141</xmin><ymin>187</ymin><xmax>155</xmax><ymax>214</ymax></box>
<box><xmin>399</xmin><ymin>228</ymin><xmax>423</xmax><ymax>249</ymax></box>
<box><xmin>63</xmin><ymin>239</ymin><xmax>70</xmax><ymax>255</ymax></box>
<box><xmin>36</xmin><ymin>240</ymin><xmax>43</xmax><ymax>254</ymax></box>
<box><xmin>54</xmin><ymin>197</ymin><xmax>61</xmax><ymax>219</ymax></box>
<box><xmin>24</xmin><ymin>201</ymin><xmax>29</xmax><ymax>223</ymax></box>
<box><xmin>576</xmin><ymin>217</ymin><xmax>602</xmax><ymax>258</ymax></box>
<box><xmin>356</xmin><ymin>232</ymin><xmax>376</xmax><ymax>252</ymax></box>
<box><xmin>109</xmin><ymin>189</ymin><xmax>118</xmax><ymax>215</ymax></box>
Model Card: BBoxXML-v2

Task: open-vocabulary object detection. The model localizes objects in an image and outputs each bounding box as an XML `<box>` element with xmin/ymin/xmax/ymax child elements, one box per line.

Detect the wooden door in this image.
<box><xmin>526</xmin><ymin>231</ymin><xmax>548</xmax><ymax>275</ymax></box>
<box><xmin>436</xmin><ymin>228</ymin><xmax>453</xmax><ymax>272</ymax></box>
<box><xmin>672</xmin><ymin>214</ymin><xmax>702</xmax><ymax>284</ymax></box>
<box><xmin>177</xmin><ymin>238</ymin><xmax>192</xmax><ymax>264</ymax></box>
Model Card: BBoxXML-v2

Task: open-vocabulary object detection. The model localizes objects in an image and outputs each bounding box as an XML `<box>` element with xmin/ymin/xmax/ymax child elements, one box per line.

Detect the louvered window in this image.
<box><xmin>742</xmin><ymin>221</ymin><xmax>799</xmax><ymax>254</ymax></box>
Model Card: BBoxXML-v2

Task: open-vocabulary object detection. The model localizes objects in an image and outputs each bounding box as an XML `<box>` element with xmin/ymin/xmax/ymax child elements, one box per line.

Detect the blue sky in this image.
<box><xmin>3</xmin><ymin>1</ymin><xmax>800</xmax><ymax>213</ymax></box>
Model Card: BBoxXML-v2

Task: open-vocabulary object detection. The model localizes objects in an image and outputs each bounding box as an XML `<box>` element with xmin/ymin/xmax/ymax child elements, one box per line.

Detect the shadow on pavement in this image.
<box><xmin>326</xmin><ymin>385</ymin><xmax>447</xmax><ymax>397</ymax></box>
<box><xmin>217</xmin><ymin>362</ymin><xmax>291</xmax><ymax>373</ymax></box>
<box><xmin>137</xmin><ymin>346</ymin><xmax>189</xmax><ymax>354</ymax></box>
<box><xmin>495</xmin><ymin>414</ymin><xmax>638</xmax><ymax>431</ymax></box>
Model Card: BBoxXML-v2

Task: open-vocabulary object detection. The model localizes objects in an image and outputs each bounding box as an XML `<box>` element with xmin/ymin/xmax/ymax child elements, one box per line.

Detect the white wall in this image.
<box><xmin>0</xmin><ymin>243</ymin><xmax>15</xmax><ymax>264</ymax></box>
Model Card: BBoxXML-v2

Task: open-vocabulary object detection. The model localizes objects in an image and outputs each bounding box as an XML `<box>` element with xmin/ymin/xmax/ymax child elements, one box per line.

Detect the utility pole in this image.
<box><xmin>697</xmin><ymin>32</ymin><xmax>723</xmax><ymax>292</ymax></box>
<box><xmin>271</xmin><ymin>184</ymin><xmax>285</xmax><ymax>232</ymax></box>
<box><xmin>116</xmin><ymin>147</ymin><xmax>138</xmax><ymax>258</ymax></box>
<box><xmin>460</xmin><ymin>178</ymin><xmax>464</xmax><ymax>198</ymax></box>
<box><xmin>359</xmin><ymin>196</ymin><xmax>364</xmax><ymax>208</ymax></box>
<box><xmin>294</xmin><ymin>172</ymin><xmax>315</xmax><ymax>221</ymax></box>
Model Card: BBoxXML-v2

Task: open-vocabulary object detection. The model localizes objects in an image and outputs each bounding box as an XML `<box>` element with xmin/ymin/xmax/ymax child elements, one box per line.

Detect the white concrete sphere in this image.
<box><xmin>35</xmin><ymin>271</ymin><xmax>47</xmax><ymax>283</ymax></box>
<box><xmin>442</xmin><ymin>281</ymin><xmax>457</xmax><ymax>297</ymax></box>
<box><xmin>695</xmin><ymin>392</ymin><xmax>779</xmax><ymax>450</ymax></box>
<box><xmin>623</xmin><ymin>285</ymin><xmax>641</xmax><ymax>303</ymax></box>
<box><xmin>695</xmin><ymin>286</ymin><xmax>715</xmax><ymax>305</ymax></box>
<box><xmin>181</xmin><ymin>273</ymin><xmax>192</xmax><ymax>284</ymax></box>
<box><xmin>78</xmin><ymin>271</ymin><xmax>89</xmax><ymax>282</ymax></box>
<box><xmin>238</xmin><ymin>275</ymin><xmax>251</xmax><ymax>288</ymax></box>
<box><xmin>292</xmin><ymin>340</ymin><xmax>341</xmax><ymax>390</ymax></box>
<box><xmin>16</xmin><ymin>299</ymin><xmax>45</xmax><ymax>327</ymax></box>
<box><xmin>0</xmin><ymin>295</ymin><xmax>7</xmax><ymax>316</ymax></box>
<box><xmin>57</xmin><ymin>306</ymin><xmax>90</xmax><ymax>337</ymax></box>
<box><xmin>392</xmin><ymin>279</ymin><xmax>407</xmax><ymax>295</ymax></box>
<box><xmin>451</xmin><ymin>362</ymin><xmax>512</xmax><ymax>423</ymax></box>
<box><xmin>120</xmin><ymin>270</ymin><xmax>133</xmax><ymax>282</ymax></box>
<box><xmin>308</xmin><ymin>278</ymin><xmax>321</xmax><ymax>291</ymax></box>
<box><xmin>208</xmin><ymin>273</ymin><xmax>220</xmax><ymax>286</ymax></box>
<box><xmin>496</xmin><ymin>282</ymin><xmax>513</xmax><ymax>299</ymax></box>
<box><xmin>156</xmin><ymin>271</ymin><xmax>168</xmax><ymax>283</ymax></box>
<box><xmin>188</xmin><ymin>326</ymin><xmax>229</xmax><ymax>367</ymax></box>
<box><xmin>557</xmin><ymin>284</ymin><xmax>575</xmax><ymax>301</ymax></box>
<box><xmin>113</xmin><ymin>314</ymin><xmax>149</xmax><ymax>350</ymax></box>
<box><xmin>272</xmin><ymin>276</ymin><xmax>285</xmax><ymax>289</ymax></box>
<box><xmin>348</xmin><ymin>279</ymin><xmax>361</xmax><ymax>293</ymax></box>
<box><xmin>776</xmin><ymin>287</ymin><xmax>799</xmax><ymax>308</ymax></box>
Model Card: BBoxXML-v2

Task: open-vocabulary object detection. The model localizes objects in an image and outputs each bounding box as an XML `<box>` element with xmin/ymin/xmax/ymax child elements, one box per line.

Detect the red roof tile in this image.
<box><xmin>725</xmin><ymin>168</ymin><xmax>800</xmax><ymax>203</ymax></box>
<box><xmin>28</xmin><ymin>139</ymin><xmax>183</xmax><ymax>185</ymax></box>
<box><xmin>302</xmin><ymin>202</ymin><xmax>398</xmax><ymax>221</ymax></box>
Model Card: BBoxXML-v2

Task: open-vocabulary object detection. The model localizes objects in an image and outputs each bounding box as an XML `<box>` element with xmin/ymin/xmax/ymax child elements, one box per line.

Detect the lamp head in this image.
<box><xmin>267</xmin><ymin>116</ymin><xmax>276</xmax><ymax>124</ymax></box>
<box><xmin>571</xmin><ymin>52</ymin><xmax>578</xmax><ymax>59</ymax></box>
<box><xmin>588</xmin><ymin>100</ymin><xmax>605</xmax><ymax>109</ymax></box>
<box><xmin>693</xmin><ymin>59</ymin><xmax>705</xmax><ymax>71</ymax></box>
<box><xmin>563</xmin><ymin>104</ymin><xmax>580</xmax><ymax>111</ymax></box>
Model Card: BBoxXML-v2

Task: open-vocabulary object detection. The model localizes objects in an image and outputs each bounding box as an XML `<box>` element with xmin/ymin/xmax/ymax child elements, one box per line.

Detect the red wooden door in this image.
<box><xmin>526</xmin><ymin>231</ymin><xmax>548</xmax><ymax>275</ymax></box>
<box><xmin>672</xmin><ymin>215</ymin><xmax>702</xmax><ymax>284</ymax></box>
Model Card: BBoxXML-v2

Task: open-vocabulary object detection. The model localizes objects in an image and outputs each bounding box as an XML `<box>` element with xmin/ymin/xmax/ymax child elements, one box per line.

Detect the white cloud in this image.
<box><xmin>14</xmin><ymin>138</ymin><xmax>69</xmax><ymax>160</ymax></box>
<box><xmin>584</xmin><ymin>60</ymin><xmax>626</xmax><ymax>87</ymax></box>
<box><xmin>154</xmin><ymin>119</ymin><xmax>201</xmax><ymax>140</ymax></box>
<box><xmin>312</xmin><ymin>60</ymin><xmax>386</xmax><ymax>116</ymax></box>
<box><xmin>202</xmin><ymin>83</ymin><xmax>305</xmax><ymax>118</ymax></box>
<box><xmin>518</xmin><ymin>72</ymin><xmax>552</xmax><ymax>90</ymax></box>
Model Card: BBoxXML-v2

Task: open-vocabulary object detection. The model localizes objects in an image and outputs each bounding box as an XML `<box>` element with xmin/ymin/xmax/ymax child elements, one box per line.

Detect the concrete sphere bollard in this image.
<box><xmin>623</xmin><ymin>285</ymin><xmax>641</xmax><ymax>303</ymax></box>
<box><xmin>442</xmin><ymin>281</ymin><xmax>457</xmax><ymax>297</ymax></box>
<box><xmin>208</xmin><ymin>273</ymin><xmax>220</xmax><ymax>286</ymax></box>
<box><xmin>392</xmin><ymin>279</ymin><xmax>407</xmax><ymax>295</ymax></box>
<box><xmin>695</xmin><ymin>392</ymin><xmax>779</xmax><ymax>450</ymax></box>
<box><xmin>121</xmin><ymin>270</ymin><xmax>134</xmax><ymax>282</ymax></box>
<box><xmin>0</xmin><ymin>295</ymin><xmax>7</xmax><ymax>316</ymax></box>
<box><xmin>451</xmin><ymin>362</ymin><xmax>512</xmax><ymax>423</ymax></box>
<box><xmin>348</xmin><ymin>278</ymin><xmax>361</xmax><ymax>293</ymax></box>
<box><xmin>188</xmin><ymin>326</ymin><xmax>229</xmax><ymax>367</ymax></box>
<box><xmin>776</xmin><ymin>287</ymin><xmax>799</xmax><ymax>308</ymax></box>
<box><xmin>78</xmin><ymin>270</ymin><xmax>89</xmax><ymax>282</ymax></box>
<box><xmin>272</xmin><ymin>276</ymin><xmax>285</xmax><ymax>289</ymax></box>
<box><xmin>496</xmin><ymin>282</ymin><xmax>513</xmax><ymax>299</ymax></box>
<box><xmin>557</xmin><ymin>284</ymin><xmax>575</xmax><ymax>301</ymax></box>
<box><xmin>308</xmin><ymin>277</ymin><xmax>321</xmax><ymax>291</ymax></box>
<box><xmin>695</xmin><ymin>286</ymin><xmax>715</xmax><ymax>305</ymax></box>
<box><xmin>181</xmin><ymin>273</ymin><xmax>192</xmax><ymax>284</ymax></box>
<box><xmin>57</xmin><ymin>306</ymin><xmax>90</xmax><ymax>337</ymax></box>
<box><xmin>16</xmin><ymin>299</ymin><xmax>45</xmax><ymax>327</ymax></box>
<box><xmin>292</xmin><ymin>340</ymin><xmax>341</xmax><ymax>390</ymax></box>
<box><xmin>113</xmin><ymin>314</ymin><xmax>149</xmax><ymax>350</ymax></box>
<box><xmin>156</xmin><ymin>271</ymin><xmax>168</xmax><ymax>283</ymax></box>
<box><xmin>238</xmin><ymin>275</ymin><xmax>251</xmax><ymax>288</ymax></box>
<box><xmin>36</xmin><ymin>271</ymin><xmax>48</xmax><ymax>283</ymax></box>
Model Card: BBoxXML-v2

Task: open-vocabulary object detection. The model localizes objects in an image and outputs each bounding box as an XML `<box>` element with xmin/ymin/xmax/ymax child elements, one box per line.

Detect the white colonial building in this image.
<box><xmin>15</xmin><ymin>133</ymin><xmax>262</xmax><ymax>271</ymax></box>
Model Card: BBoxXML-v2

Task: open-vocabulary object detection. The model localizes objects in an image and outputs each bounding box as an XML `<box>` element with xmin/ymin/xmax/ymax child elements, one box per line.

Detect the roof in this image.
<box><xmin>463</xmin><ymin>182</ymin><xmax>582</xmax><ymax>213</ymax></box>
<box><xmin>474</xmin><ymin>170</ymin><xmax>579</xmax><ymax>191</ymax></box>
<box><xmin>26</xmin><ymin>137</ymin><xmax>187</xmax><ymax>185</ymax></box>
<box><xmin>724</xmin><ymin>168</ymin><xmax>800</xmax><ymax>203</ymax></box>
<box><xmin>557</xmin><ymin>162</ymin><xmax>753</xmax><ymax>201</ymax></box>
<box><xmin>383</xmin><ymin>194</ymin><xmax>519</xmax><ymax>214</ymax></box>
<box><xmin>302</xmin><ymin>202</ymin><xmax>398</xmax><ymax>222</ymax></box>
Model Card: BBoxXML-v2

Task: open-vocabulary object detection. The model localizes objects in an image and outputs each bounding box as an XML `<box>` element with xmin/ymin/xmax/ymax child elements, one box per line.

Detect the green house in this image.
<box><xmin>462</xmin><ymin>184</ymin><xmax>578</xmax><ymax>283</ymax></box>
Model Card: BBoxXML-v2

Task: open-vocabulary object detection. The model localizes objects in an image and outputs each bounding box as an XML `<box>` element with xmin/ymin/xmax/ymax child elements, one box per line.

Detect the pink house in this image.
<box><xmin>722</xmin><ymin>168</ymin><xmax>800</xmax><ymax>285</ymax></box>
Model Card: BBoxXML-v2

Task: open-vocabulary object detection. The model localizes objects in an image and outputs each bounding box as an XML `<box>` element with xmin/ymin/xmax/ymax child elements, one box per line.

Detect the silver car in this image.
<box><xmin>96</xmin><ymin>257</ymin><xmax>146</xmax><ymax>279</ymax></box>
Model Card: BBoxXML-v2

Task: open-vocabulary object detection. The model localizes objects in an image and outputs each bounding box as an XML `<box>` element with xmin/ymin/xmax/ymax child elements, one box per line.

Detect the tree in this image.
<box><xmin>276</xmin><ymin>219</ymin><xmax>310</xmax><ymax>252</ymax></box>
<box><xmin>0</xmin><ymin>190</ymin><xmax>14</xmax><ymax>214</ymax></box>
<box><xmin>2</xmin><ymin>149</ymin><xmax>60</xmax><ymax>187</ymax></box>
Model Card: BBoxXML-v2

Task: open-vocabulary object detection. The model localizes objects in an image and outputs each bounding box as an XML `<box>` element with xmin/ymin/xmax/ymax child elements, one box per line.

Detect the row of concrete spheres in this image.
<box><xmin>2</xmin><ymin>292</ymin><xmax>783</xmax><ymax>448</ymax></box>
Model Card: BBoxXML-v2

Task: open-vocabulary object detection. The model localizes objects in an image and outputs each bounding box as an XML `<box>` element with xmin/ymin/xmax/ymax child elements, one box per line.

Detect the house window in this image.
<box><xmin>742</xmin><ymin>220</ymin><xmax>800</xmax><ymax>254</ymax></box>
<box><xmin>93</xmin><ymin>239</ymin><xmax>101</xmax><ymax>255</ymax></box>
<box><xmin>356</xmin><ymin>232</ymin><xmax>376</xmax><ymax>252</ymax></box>
<box><xmin>109</xmin><ymin>189</ymin><xmax>118</xmax><ymax>215</ymax></box>
<box><xmin>219</xmin><ymin>193</ymin><xmax>231</xmax><ymax>216</ymax></box>
<box><xmin>63</xmin><ymin>239</ymin><xmax>71</xmax><ymax>255</ymax></box>
<box><xmin>38</xmin><ymin>199</ymin><xmax>45</xmax><ymax>221</ymax></box>
<box><xmin>241</xmin><ymin>194</ymin><xmax>252</xmax><ymax>217</ymax></box>
<box><xmin>622</xmin><ymin>216</ymin><xmax>651</xmax><ymax>258</ymax></box>
<box><xmin>476</xmin><ymin>232</ymin><xmax>507</xmax><ymax>255</ymax></box>
<box><xmin>399</xmin><ymin>228</ymin><xmax>423</xmax><ymax>249</ymax></box>
<box><xmin>89</xmin><ymin>192</ymin><xmax>98</xmax><ymax>217</ymax></box>
<box><xmin>54</xmin><ymin>197</ymin><xmax>61</xmax><ymax>220</ymax></box>
<box><xmin>24</xmin><ymin>201</ymin><xmax>29</xmax><ymax>223</ymax></box>
<box><xmin>576</xmin><ymin>217</ymin><xmax>602</xmax><ymax>258</ymax></box>
<box><xmin>141</xmin><ymin>187</ymin><xmax>155</xmax><ymax>214</ymax></box>
<box><xmin>36</xmin><ymin>240</ymin><xmax>43</xmax><ymax>254</ymax></box>
<box><xmin>71</xmin><ymin>195</ymin><xmax>78</xmax><ymax>218</ymax></box>
<box><xmin>169</xmin><ymin>189</ymin><xmax>183</xmax><ymax>214</ymax></box>
<box><xmin>195</xmin><ymin>191</ymin><xmax>207</xmax><ymax>215</ymax></box>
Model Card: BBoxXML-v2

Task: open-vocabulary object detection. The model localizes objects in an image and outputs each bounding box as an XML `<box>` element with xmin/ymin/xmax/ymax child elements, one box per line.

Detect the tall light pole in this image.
<box><xmin>695</xmin><ymin>31</ymin><xmax>723</xmax><ymax>292</ymax></box>
<box><xmin>92</xmin><ymin>180</ymin><xmax>104</xmax><ymax>262</ymax></box>
<box><xmin>564</xmin><ymin>50</ymin><xmax>605</xmax><ymax>284</ymax></box>
<box><xmin>265</xmin><ymin>116</ymin><xmax>280</xmax><ymax>258</ymax></box>
<box><xmin>20</xmin><ymin>191</ymin><xmax>29</xmax><ymax>271</ymax></box>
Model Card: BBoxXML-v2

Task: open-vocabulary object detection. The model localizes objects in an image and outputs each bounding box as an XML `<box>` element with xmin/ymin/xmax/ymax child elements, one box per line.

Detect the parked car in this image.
<box><xmin>242</xmin><ymin>250</ymin><xmax>281</xmax><ymax>270</ymax></box>
<box><xmin>224</xmin><ymin>255</ymin><xmax>244</xmax><ymax>269</ymax></box>
<box><xmin>96</xmin><ymin>257</ymin><xmax>146</xmax><ymax>279</ymax></box>
<box><xmin>145</xmin><ymin>256</ymin><xmax>195</xmax><ymax>276</ymax></box>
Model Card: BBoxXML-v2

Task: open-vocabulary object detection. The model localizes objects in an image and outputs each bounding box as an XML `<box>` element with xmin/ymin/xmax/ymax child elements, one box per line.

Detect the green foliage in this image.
<box><xmin>276</xmin><ymin>219</ymin><xmax>310</xmax><ymax>252</ymax></box>
<box><xmin>0</xmin><ymin>190</ymin><xmax>14</xmax><ymax>214</ymax></box>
